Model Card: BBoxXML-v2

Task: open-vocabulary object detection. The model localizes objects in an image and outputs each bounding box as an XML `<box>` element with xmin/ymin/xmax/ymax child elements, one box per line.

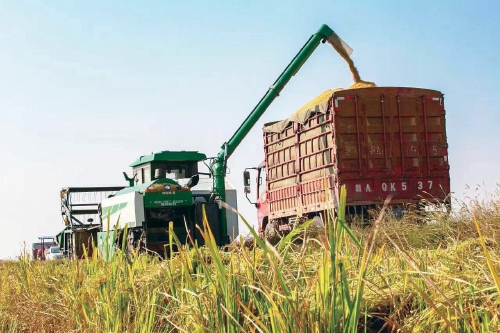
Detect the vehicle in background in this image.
<box><xmin>56</xmin><ymin>186</ymin><xmax>125</xmax><ymax>259</ymax></box>
<box><xmin>45</xmin><ymin>246</ymin><xmax>65</xmax><ymax>261</ymax></box>
<box><xmin>32</xmin><ymin>236</ymin><xmax>57</xmax><ymax>260</ymax></box>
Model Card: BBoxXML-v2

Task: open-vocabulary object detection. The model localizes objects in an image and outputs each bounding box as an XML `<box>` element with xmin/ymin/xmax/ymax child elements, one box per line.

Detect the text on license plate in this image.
<box><xmin>353</xmin><ymin>180</ymin><xmax>435</xmax><ymax>193</ymax></box>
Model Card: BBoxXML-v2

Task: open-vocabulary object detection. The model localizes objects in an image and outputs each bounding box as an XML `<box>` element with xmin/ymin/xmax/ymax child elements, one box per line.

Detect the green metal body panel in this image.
<box><xmin>130</xmin><ymin>150</ymin><xmax>207</xmax><ymax>167</ymax></box>
<box><xmin>210</xmin><ymin>24</ymin><xmax>343</xmax><ymax>242</ymax></box>
<box><xmin>100</xmin><ymin>202</ymin><xmax>128</xmax><ymax>219</ymax></box>
<box><xmin>100</xmin><ymin>177</ymin><xmax>193</xmax><ymax>231</ymax></box>
<box><xmin>97</xmin><ymin>230</ymin><xmax>116</xmax><ymax>262</ymax></box>
<box><xmin>100</xmin><ymin>191</ymin><xmax>144</xmax><ymax>231</ymax></box>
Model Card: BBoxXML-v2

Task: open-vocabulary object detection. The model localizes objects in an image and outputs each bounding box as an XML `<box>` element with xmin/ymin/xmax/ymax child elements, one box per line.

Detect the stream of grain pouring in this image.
<box><xmin>327</xmin><ymin>30</ymin><xmax>376</xmax><ymax>88</ymax></box>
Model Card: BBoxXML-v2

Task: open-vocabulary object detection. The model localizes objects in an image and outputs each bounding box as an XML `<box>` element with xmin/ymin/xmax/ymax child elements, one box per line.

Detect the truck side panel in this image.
<box><xmin>265</xmin><ymin>124</ymin><xmax>302</xmax><ymax>218</ymax></box>
<box><xmin>264</xmin><ymin>87</ymin><xmax>450</xmax><ymax>219</ymax></box>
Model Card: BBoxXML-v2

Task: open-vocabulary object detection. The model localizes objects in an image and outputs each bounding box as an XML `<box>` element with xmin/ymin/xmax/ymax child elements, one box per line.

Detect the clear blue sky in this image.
<box><xmin>1</xmin><ymin>1</ymin><xmax>499</xmax><ymax>259</ymax></box>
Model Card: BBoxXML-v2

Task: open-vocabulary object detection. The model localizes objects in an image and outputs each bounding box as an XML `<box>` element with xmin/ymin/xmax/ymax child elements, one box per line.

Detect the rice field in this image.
<box><xmin>1</xmin><ymin>185</ymin><xmax>499</xmax><ymax>333</ymax></box>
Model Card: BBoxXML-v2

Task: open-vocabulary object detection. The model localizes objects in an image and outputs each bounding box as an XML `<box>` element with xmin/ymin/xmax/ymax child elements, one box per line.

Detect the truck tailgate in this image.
<box><xmin>333</xmin><ymin>87</ymin><xmax>450</xmax><ymax>204</ymax></box>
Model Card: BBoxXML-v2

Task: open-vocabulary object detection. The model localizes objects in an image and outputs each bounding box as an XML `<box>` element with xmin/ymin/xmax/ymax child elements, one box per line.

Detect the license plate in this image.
<box><xmin>352</xmin><ymin>180</ymin><xmax>437</xmax><ymax>194</ymax></box>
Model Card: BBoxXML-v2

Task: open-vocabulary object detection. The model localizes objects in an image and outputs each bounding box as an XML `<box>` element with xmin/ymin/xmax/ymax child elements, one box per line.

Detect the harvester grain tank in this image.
<box><xmin>244</xmin><ymin>86</ymin><xmax>451</xmax><ymax>237</ymax></box>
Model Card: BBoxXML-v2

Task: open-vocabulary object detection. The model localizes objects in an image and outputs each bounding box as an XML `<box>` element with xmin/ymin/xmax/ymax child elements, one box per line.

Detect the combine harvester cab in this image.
<box><xmin>98</xmin><ymin>150</ymin><xmax>239</xmax><ymax>259</ymax></box>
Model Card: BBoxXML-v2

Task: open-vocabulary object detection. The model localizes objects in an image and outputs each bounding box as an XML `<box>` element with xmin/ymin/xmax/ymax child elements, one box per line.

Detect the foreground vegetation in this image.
<box><xmin>1</xmin><ymin>186</ymin><xmax>500</xmax><ymax>332</ymax></box>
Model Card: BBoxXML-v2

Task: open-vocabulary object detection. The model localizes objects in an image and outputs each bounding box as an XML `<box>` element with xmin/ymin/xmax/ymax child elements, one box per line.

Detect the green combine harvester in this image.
<box><xmin>97</xmin><ymin>150</ymin><xmax>239</xmax><ymax>258</ymax></box>
<box><xmin>53</xmin><ymin>24</ymin><xmax>358</xmax><ymax>259</ymax></box>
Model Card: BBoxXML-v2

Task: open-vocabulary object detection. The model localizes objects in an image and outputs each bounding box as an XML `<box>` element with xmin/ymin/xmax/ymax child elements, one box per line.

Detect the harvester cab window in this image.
<box><xmin>155</xmin><ymin>162</ymin><xmax>194</xmax><ymax>179</ymax></box>
<box><xmin>166</xmin><ymin>168</ymin><xmax>186</xmax><ymax>180</ymax></box>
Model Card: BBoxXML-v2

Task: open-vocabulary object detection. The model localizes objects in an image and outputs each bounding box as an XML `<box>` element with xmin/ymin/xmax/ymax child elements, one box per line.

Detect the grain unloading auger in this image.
<box><xmin>209</xmin><ymin>24</ymin><xmax>355</xmax><ymax>242</ymax></box>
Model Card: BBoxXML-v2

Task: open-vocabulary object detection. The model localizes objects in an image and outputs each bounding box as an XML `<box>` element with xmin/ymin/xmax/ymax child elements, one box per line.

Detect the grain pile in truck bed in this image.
<box><xmin>263</xmin><ymin>41</ymin><xmax>379</xmax><ymax>189</ymax></box>
<box><xmin>263</xmin><ymin>81</ymin><xmax>378</xmax><ymax>190</ymax></box>
<box><xmin>291</xmin><ymin>80</ymin><xmax>376</xmax><ymax>117</ymax></box>
<box><xmin>265</xmin><ymin>80</ymin><xmax>377</xmax><ymax>134</ymax></box>
<box><xmin>290</xmin><ymin>89</ymin><xmax>344</xmax><ymax>118</ymax></box>
<box><xmin>277</xmin><ymin>38</ymin><xmax>376</xmax><ymax>127</ymax></box>
<box><xmin>349</xmin><ymin>80</ymin><xmax>377</xmax><ymax>89</ymax></box>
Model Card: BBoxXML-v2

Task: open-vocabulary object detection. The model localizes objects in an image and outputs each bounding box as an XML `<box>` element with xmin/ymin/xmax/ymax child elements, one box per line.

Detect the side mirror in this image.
<box><xmin>123</xmin><ymin>172</ymin><xmax>135</xmax><ymax>187</ymax></box>
<box><xmin>243</xmin><ymin>171</ymin><xmax>251</xmax><ymax>187</ymax></box>
<box><xmin>243</xmin><ymin>169</ymin><xmax>256</xmax><ymax>205</ymax></box>
<box><xmin>186</xmin><ymin>174</ymin><xmax>199</xmax><ymax>188</ymax></box>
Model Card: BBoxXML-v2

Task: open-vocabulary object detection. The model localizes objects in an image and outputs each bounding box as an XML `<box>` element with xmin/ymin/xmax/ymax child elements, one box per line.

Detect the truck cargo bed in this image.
<box><xmin>263</xmin><ymin>87</ymin><xmax>450</xmax><ymax>219</ymax></box>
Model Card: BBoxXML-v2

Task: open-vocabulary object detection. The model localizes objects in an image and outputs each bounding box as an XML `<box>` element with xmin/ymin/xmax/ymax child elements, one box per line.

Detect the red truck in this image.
<box><xmin>244</xmin><ymin>86</ymin><xmax>451</xmax><ymax>236</ymax></box>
